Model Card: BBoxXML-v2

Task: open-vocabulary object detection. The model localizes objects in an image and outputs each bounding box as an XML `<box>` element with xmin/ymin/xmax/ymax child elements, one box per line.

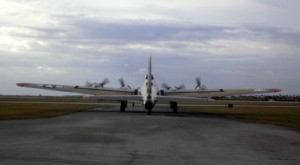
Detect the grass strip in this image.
<box><xmin>0</xmin><ymin>103</ymin><xmax>98</xmax><ymax>120</ymax></box>
<box><xmin>1</xmin><ymin>96</ymin><xmax>300</xmax><ymax>129</ymax></box>
<box><xmin>181</xmin><ymin>106</ymin><xmax>300</xmax><ymax>128</ymax></box>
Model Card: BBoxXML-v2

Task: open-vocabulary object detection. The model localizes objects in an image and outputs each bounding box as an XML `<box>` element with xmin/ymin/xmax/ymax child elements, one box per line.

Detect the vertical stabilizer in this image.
<box><xmin>147</xmin><ymin>56</ymin><xmax>152</xmax><ymax>95</ymax></box>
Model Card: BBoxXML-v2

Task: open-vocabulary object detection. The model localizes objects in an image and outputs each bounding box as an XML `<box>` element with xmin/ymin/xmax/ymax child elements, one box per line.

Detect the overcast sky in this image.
<box><xmin>1</xmin><ymin>0</ymin><xmax>300</xmax><ymax>95</ymax></box>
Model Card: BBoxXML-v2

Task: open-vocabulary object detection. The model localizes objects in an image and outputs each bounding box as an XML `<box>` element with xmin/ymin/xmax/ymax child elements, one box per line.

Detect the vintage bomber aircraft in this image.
<box><xmin>17</xmin><ymin>56</ymin><xmax>281</xmax><ymax>115</ymax></box>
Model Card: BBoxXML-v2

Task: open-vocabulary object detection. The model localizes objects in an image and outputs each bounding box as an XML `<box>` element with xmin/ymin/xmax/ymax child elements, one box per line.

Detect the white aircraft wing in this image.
<box><xmin>84</xmin><ymin>95</ymin><xmax>143</xmax><ymax>102</ymax></box>
<box><xmin>209</xmin><ymin>88</ymin><xmax>282</xmax><ymax>97</ymax></box>
<box><xmin>156</xmin><ymin>96</ymin><xmax>212</xmax><ymax>103</ymax></box>
<box><xmin>163</xmin><ymin>89</ymin><xmax>223</xmax><ymax>94</ymax></box>
<box><xmin>163</xmin><ymin>88</ymin><xmax>281</xmax><ymax>98</ymax></box>
<box><xmin>16</xmin><ymin>83</ymin><xmax>136</xmax><ymax>95</ymax></box>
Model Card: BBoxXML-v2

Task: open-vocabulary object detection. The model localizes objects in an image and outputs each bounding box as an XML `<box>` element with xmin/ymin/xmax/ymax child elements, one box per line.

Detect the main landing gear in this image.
<box><xmin>170</xmin><ymin>102</ymin><xmax>178</xmax><ymax>113</ymax></box>
<box><xmin>120</xmin><ymin>101</ymin><xmax>177</xmax><ymax>114</ymax></box>
<box><xmin>145</xmin><ymin>101</ymin><xmax>153</xmax><ymax>115</ymax></box>
<box><xmin>120</xmin><ymin>101</ymin><xmax>127</xmax><ymax>112</ymax></box>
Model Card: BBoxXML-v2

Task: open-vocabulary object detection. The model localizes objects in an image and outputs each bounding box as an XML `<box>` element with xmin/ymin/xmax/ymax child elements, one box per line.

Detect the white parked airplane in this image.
<box><xmin>17</xmin><ymin>56</ymin><xmax>281</xmax><ymax>115</ymax></box>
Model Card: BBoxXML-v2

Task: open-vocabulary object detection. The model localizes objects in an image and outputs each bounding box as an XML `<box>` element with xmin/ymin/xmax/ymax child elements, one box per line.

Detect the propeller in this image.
<box><xmin>101</xmin><ymin>78</ymin><xmax>109</xmax><ymax>87</ymax></box>
<box><xmin>174</xmin><ymin>84</ymin><xmax>185</xmax><ymax>90</ymax></box>
<box><xmin>195</xmin><ymin>77</ymin><xmax>207</xmax><ymax>90</ymax></box>
<box><xmin>119</xmin><ymin>78</ymin><xmax>125</xmax><ymax>88</ymax></box>
<box><xmin>195</xmin><ymin>77</ymin><xmax>201</xmax><ymax>89</ymax></box>
<box><xmin>85</xmin><ymin>78</ymin><xmax>109</xmax><ymax>88</ymax></box>
<box><xmin>162</xmin><ymin>82</ymin><xmax>185</xmax><ymax>90</ymax></box>
<box><xmin>118</xmin><ymin>78</ymin><xmax>131</xmax><ymax>89</ymax></box>
<box><xmin>162</xmin><ymin>82</ymin><xmax>171</xmax><ymax>90</ymax></box>
<box><xmin>85</xmin><ymin>81</ymin><xmax>93</xmax><ymax>87</ymax></box>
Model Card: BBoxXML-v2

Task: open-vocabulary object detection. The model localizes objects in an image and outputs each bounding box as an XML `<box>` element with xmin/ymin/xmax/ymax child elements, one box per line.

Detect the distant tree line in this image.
<box><xmin>215</xmin><ymin>95</ymin><xmax>300</xmax><ymax>102</ymax></box>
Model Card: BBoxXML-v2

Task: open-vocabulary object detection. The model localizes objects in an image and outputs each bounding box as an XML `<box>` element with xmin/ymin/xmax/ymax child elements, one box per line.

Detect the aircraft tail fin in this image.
<box><xmin>147</xmin><ymin>56</ymin><xmax>152</xmax><ymax>95</ymax></box>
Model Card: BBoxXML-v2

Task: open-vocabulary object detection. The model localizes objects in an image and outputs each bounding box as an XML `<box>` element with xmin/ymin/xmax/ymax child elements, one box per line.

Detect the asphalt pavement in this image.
<box><xmin>0</xmin><ymin>104</ymin><xmax>299</xmax><ymax>165</ymax></box>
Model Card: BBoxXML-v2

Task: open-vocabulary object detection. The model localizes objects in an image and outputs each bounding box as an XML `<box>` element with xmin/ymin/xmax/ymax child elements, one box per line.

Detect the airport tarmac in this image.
<box><xmin>0</xmin><ymin>105</ymin><xmax>299</xmax><ymax>165</ymax></box>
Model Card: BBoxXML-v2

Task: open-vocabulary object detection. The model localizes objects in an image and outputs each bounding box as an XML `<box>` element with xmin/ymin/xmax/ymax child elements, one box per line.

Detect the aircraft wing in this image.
<box><xmin>156</xmin><ymin>96</ymin><xmax>212</xmax><ymax>103</ymax></box>
<box><xmin>211</xmin><ymin>88</ymin><xmax>282</xmax><ymax>97</ymax></box>
<box><xmin>163</xmin><ymin>88</ymin><xmax>281</xmax><ymax>98</ymax></box>
<box><xmin>164</xmin><ymin>89</ymin><xmax>223</xmax><ymax>94</ymax></box>
<box><xmin>84</xmin><ymin>95</ymin><xmax>143</xmax><ymax>102</ymax></box>
<box><xmin>16</xmin><ymin>83</ymin><xmax>136</xmax><ymax>95</ymax></box>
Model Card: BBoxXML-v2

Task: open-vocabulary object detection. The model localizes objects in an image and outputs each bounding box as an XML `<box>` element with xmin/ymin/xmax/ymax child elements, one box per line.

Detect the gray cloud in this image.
<box><xmin>1</xmin><ymin>0</ymin><xmax>300</xmax><ymax>95</ymax></box>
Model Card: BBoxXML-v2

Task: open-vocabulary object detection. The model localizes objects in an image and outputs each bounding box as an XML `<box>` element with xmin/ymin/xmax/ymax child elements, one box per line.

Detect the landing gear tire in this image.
<box><xmin>120</xmin><ymin>101</ymin><xmax>127</xmax><ymax>112</ymax></box>
<box><xmin>147</xmin><ymin>109</ymin><xmax>152</xmax><ymax>115</ymax></box>
<box><xmin>170</xmin><ymin>102</ymin><xmax>178</xmax><ymax>113</ymax></box>
<box><xmin>145</xmin><ymin>102</ymin><xmax>153</xmax><ymax>115</ymax></box>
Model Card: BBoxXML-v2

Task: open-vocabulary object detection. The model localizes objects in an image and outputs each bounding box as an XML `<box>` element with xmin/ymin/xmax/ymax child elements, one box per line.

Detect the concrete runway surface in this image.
<box><xmin>0</xmin><ymin>104</ymin><xmax>299</xmax><ymax>165</ymax></box>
